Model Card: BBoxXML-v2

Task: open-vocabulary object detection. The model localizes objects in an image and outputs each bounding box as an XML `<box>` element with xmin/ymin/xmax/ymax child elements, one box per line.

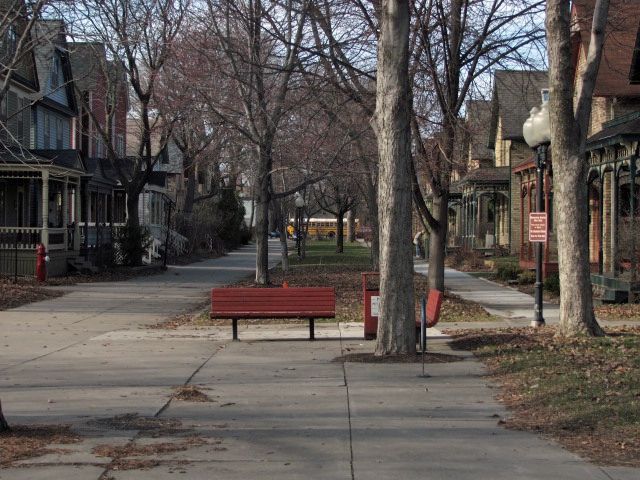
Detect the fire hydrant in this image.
<box><xmin>36</xmin><ymin>243</ymin><xmax>48</xmax><ymax>282</ymax></box>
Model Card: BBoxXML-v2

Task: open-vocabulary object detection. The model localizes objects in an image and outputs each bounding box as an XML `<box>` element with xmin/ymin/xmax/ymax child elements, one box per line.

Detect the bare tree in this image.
<box><xmin>410</xmin><ymin>0</ymin><xmax>546</xmax><ymax>292</ymax></box>
<box><xmin>370</xmin><ymin>0</ymin><xmax>415</xmax><ymax>355</ymax></box>
<box><xmin>64</xmin><ymin>0</ymin><xmax>189</xmax><ymax>262</ymax></box>
<box><xmin>308</xmin><ymin>0</ymin><xmax>380</xmax><ymax>268</ymax></box>
<box><xmin>546</xmin><ymin>0</ymin><xmax>607</xmax><ymax>336</ymax></box>
<box><xmin>195</xmin><ymin>0</ymin><xmax>316</xmax><ymax>284</ymax></box>
<box><xmin>0</xmin><ymin>0</ymin><xmax>54</xmax><ymax>434</ymax></box>
<box><xmin>0</xmin><ymin>0</ymin><xmax>50</xmax><ymax>151</ymax></box>
<box><xmin>313</xmin><ymin>175</ymin><xmax>358</xmax><ymax>252</ymax></box>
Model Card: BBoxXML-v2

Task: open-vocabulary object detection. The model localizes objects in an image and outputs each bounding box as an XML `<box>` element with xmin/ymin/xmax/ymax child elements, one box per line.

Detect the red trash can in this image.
<box><xmin>362</xmin><ymin>272</ymin><xmax>380</xmax><ymax>340</ymax></box>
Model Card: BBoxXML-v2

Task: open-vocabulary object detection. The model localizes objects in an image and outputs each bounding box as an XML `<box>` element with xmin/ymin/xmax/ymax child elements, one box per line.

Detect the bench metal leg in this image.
<box><xmin>309</xmin><ymin>318</ymin><xmax>315</xmax><ymax>341</ymax></box>
<box><xmin>232</xmin><ymin>319</ymin><xmax>238</xmax><ymax>340</ymax></box>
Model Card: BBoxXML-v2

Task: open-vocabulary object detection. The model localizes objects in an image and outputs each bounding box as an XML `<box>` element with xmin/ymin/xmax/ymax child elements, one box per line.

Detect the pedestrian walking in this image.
<box><xmin>413</xmin><ymin>230</ymin><xmax>425</xmax><ymax>259</ymax></box>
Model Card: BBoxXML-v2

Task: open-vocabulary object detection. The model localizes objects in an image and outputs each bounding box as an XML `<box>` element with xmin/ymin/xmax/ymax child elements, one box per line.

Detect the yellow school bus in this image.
<box><xmin>289</xmin><ymin>218</ymin><xmax>359</xmax><ymax>239</ymax></box>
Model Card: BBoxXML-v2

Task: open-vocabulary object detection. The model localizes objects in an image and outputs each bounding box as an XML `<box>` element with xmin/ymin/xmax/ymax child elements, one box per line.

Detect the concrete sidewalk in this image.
<box><xmin>0</xmin><ymin>245</ymin><xmax>637</xmax><ymax>479</ymax></box>
<box><xmin>414</xmin><ymin>262</ymin><xmax>560</xmax><ymax>328</ymax></box>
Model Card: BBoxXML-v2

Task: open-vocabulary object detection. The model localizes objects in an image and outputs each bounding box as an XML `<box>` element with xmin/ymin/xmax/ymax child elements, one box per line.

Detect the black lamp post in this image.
<box><xmin>295</xmin><ymin>193</ymin><xmax>305</xmax><ymax>260</ymax></box>
<box><xmin>523</xmin><ymin>101</ymin><xmax>551</xmax><ymax>328</ymax></box>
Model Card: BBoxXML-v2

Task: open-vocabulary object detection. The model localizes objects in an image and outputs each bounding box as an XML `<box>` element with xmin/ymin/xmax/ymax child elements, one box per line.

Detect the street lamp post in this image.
<box><xmin>522</xmin><ymin>101</ymin><xmax>551</xmax><ymax>328</ymax></box>
<box><xmin>295</xmin><ymin>193</ymin><xmax>305</xmax><ymax>260</ymax></box>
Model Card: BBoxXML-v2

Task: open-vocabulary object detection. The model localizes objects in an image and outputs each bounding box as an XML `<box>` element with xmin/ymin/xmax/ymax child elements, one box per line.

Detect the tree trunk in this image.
<box><xmin>0</xmin><ymin>399</ymin><xmax>10</xmax><ymax>432</ymax></box>
<box><xmin>336</xmin><ymin>214</ymin><xmax>344</xmax><ymax>253</ymax></box>
<box><xmin>347</xmin><ymin>210</ymin><xmax>356</xmax><ymax>243</ymax></box>
<box><xmin>255</xmin><ymin>147</ymin><xmax>272</xmax><ymax>284</ymax></box>
<box><xmin>361</xmin><ymin>158</ymin><xmax>380</xmax><ymax>270</ymax></box>
<box><xmin>182</xmin><ymin>165</ymin><xmax>197</xmax><ymax>218</ymax></box>
<box><xmin>126</xmin><ymin>189</ymin><xmax>140</xmax><ymax>230</ymax></box>
<box><xmin>372</xmin><ymin>0</ymin><xmax>415</xmax><ymax>355</ymax></box>
<box><xmin>554</xmin><ymin>151</ymin><xmax>604</xmax><ymax>336</ymax></box>
<box><xmin>428</xmin><ymin>192</ymin><xmax>449</xmax><ymax>292</ymax></box>
<box><xmin>547</xmin><ymin>0</ymin><xmax>606</xmax><ymax>336</ymax></box>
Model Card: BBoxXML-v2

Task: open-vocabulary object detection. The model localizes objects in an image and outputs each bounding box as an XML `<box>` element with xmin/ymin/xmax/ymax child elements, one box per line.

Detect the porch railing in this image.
<box><xmin>0</xmin><ymin>228</ymin><xmax>42</xmax><ymax>250</ymax></box>
<box><xmin>0</xmin><ymin>227</ymin><xmax>77</xmax><ymax>251</ymax></box>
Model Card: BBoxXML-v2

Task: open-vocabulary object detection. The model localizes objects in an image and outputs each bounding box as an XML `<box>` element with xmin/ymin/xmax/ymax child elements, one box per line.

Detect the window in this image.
<box><xmin>49</xmin><ymin>55</ymin><xmax>61</xmax><ymax>90</ymax></box>
<box><xmin>44</xmin><ymin>114</ymin><xmax>51</xmax><ymax>148</ymax></box>
<box><xmin>631</xmin><ymin>26</ymin><xmax>640</xmax><ymax>84</ymax></box>
<box><xmin>541</xmin><ymin>89</ymin><xmax>550</xmax><ymax>103</ymax></box>
<box><xmin>56</xmin><ymin>118</ymin><xmax>63</xmax><ymax>148</ymax></box>
<box><xmin>0</xmin><ymin>182</ymin><xmax>5</xmax><ymax>226</ymax></box>
<box><xmin>21</xmin><ymin>98</ymin><xmax>30</xmax><ymax>147</ymax></box>
<box><xmin>117</xmin><ymin>134</ymin><xmax>124</xmax><ymax>156</ymax></box>
<box><xmin>96</xmin><ymin>139</ymin><xmax>104</xmax><ymax>158</ymax></box>
<box><xmin>5</xmin><ymin>26</ymin><xmax>17</xmax><ymax>55</ymax></box>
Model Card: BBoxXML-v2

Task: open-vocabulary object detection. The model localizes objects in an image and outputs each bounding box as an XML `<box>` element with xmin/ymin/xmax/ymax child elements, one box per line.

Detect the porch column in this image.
<box><xmin>63</xmin><ymin>178</ymin><xmax>69</xmax><ymax>250</ymax></box>
<box><xmin>598</xmin><ymin>170</ymin><xmax>604</xmax><ymax>274</ymax></box>
<box><xmin>519</xmin><ymin>181</ymin><xmax>524</xmax><ymax>261</ymax></box>
<box><xmin>41</xmin><ymin>171</ymin><xmax>49</xmax><ymax>249</ymax></box>
<box><xmin>74</xmin><ymin>178</ymin><xmax>81</xmax><ymax>250</ymax></box>
<box><xmin>612</xmin><ymin>170</ymin><xmax>619</xmax><ymax>277</ymax></box>
<box><xmin>543</xmin><ymin>170</ymin><xmax>550</xmax><ymax>264</ymax></box>
<box><xmin>630</xmin><ymin>154</ymin><xmax>637</xmax><ymax>281</ymax></box>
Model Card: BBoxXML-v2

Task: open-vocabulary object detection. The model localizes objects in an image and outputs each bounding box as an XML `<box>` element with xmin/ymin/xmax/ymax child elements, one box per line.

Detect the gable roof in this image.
<box><xmin>572</xmin><ymin>0</ymin><xmax>640</xmax><ymax>96</ymax></box>
<box><xmin>69</xmin><ymin>42</ymin><xmax>106</xmax><ymax>92</ymax></box>
<box><xmin>465</xmin><ymin>100</ymin><xmax>493</xmax><ymax>161</ymax></box>
<box><xmin>32</xmin><ymin>19</ymin><xmax>77</xmax><ymax>115</ymax></box>
<box><xmin>70</xmin><ymin>42</ymin><xmax>129</xmax><ymax>107</ymax></box>
<box><xmin>0</xmin><ymin>0</ymin><xmax>39</xmax><ymax>92</ymax></box>
<box><xmin>488</xmin><ymin>70</ymin><xmax>548</xmax><ymax>148</ymax></box>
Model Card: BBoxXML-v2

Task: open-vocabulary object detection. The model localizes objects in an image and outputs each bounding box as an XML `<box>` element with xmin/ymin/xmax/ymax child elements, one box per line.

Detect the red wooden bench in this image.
<box><xmin>210</xmin><ymin>287</ymin><xmax>336</xmax><ymax>340</ymax></box>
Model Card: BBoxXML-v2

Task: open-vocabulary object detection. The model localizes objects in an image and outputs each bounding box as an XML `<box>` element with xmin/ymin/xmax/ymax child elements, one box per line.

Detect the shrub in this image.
<box><xmin>544</xmin><ymin>273</ymin><xmax>561</xmax><ymax>295</ymax></box>
<box><xmin>518</xmin><ymin>269</ymin><xmax>536</xmax><ymax>285</ymax></box>
<box><xmin>496</xmin><ymin>264</ymin><xmax>522</xmax><ymax>282</ymax></box>
<box><xmin>213</xmin><ymin>188</ymin><xmax>247</xmax><ymax>248</ymax></box>
<box><xmin>446</xmin><ymin>246</ymin><xmax>482</xmax><ymax>268</ymax></box>
<box><xmin>117</xmin><ymin>220</ymin><xmax>152</xmax><ymax>266</ymax></box>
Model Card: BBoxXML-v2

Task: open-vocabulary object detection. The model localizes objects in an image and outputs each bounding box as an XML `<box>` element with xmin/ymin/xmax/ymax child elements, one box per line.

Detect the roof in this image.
<box><xmin>572</xmin><ymin>0</ymin><xmax>640</xmax><ymax>96</ymax></box>
<box><xmin>465</xmin><ymin>100</ymin><xmax>493</xmax><ymax>161</ymax></box>
<box><xmin>458</xmin><ymin>166</ymin><xmax>510</xmax><ymax>187</ymax></box>
<box><xmin>84</xmin><ymin>157</ymin><xmax>119</xmax><ymax>187</ymax></box>
<box><xmin>69</xmin><ymin>43</ymin><xmax>106</xmax><ymax>92</ymax></box>
<box><xmin>32</xmin><ymin>20</ymin><xmax>77</xmax><ymax>115</ymax></box>
<box><xmin>0</xmin><ymin>0</ymin><xmax>39</xmax><ymax>91</ymax></box>
<box><xmin>31</xmin><ymin>149</ymin><xmax>85</xmax><ymax>172</ymax></box>
<box><xmin>0</xmin><ymin>147</ymin><xmax>85</xmax><ymax>174</ymax></box>
<box><xmin>489</xmin><ymin>70</ymin><xmax>548</xmax><ymax>147</ymax></box>
<box><xmin>586</xmin><ymin>110</ymin><xmax>640</xmax><ymax>148</ymax></box>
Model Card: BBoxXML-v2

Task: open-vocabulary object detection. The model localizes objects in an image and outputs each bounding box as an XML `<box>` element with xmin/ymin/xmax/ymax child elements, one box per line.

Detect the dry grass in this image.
<box><xmin>448</xmin><ymin>326</ymin><xmax>640</xmax><ymax>467</ymax></box>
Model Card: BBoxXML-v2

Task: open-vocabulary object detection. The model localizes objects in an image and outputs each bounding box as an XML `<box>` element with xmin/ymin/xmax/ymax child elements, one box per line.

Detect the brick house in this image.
<box><xmin>577</xmin><ymin>0</ymin><xmax>640</xmax><ymax>301</ymax></box>
<box><xmin>70</xmin><ymin>42</ymin><xmax>129</xmax><ymax>269</ymax></box>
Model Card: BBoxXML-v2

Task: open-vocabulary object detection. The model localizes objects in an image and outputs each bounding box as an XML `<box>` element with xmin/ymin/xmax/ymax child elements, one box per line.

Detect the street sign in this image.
<box><xmin>529</xmin><ymin>212</ymin><xmax>548</xmax><ymax>242</ymax></box>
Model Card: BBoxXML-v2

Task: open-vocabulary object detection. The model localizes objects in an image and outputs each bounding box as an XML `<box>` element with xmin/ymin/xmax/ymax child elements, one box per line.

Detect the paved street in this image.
<box><xmin>0</xmin><ymin>241</ymin><xmax>637</xmax><ymax>479</ymax></box>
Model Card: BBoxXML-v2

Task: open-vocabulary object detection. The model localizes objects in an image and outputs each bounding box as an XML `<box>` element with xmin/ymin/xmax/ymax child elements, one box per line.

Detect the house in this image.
<box><xmin>576</xmin><ymin>0</ymin><xmax>640</xmax><ymax>301</ymax></box>
<box><xmin>70</xmin><ymin>42</ymin><xmax>129</xmax><ymax>269</ymax></box>
<box><xmin>0</xmin><ymin>16</ymin><xmax>84</xmax><ymax>278</ymax></box>
<box><xmin>454</xmin><ymin>99</ymin><xmax>510</xmax><ymax>251</ymax></box>
<box><xmin>126</xmin><ymin>118</ymin><xmax>188</xmax><ymax>261</ymax></box>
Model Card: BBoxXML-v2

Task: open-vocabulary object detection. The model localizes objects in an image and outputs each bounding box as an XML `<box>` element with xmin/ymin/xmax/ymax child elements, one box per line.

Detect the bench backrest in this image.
<box><xmin>426</xmin><ymin>289</ymin><xmax>443</xmax><ymax>326</ymax></box>
<box><xmin>211</xmin><ymin>287</ymin><xmax>336</xmax><ymax>318</ymax></box>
